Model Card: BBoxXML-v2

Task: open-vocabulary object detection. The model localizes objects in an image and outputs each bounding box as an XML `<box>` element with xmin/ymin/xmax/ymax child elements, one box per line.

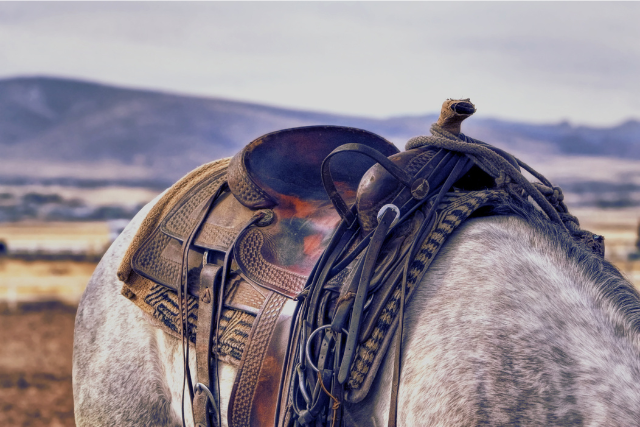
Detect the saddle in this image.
<box><xmin>127</xmin><ymin>125</ymin><xmax>399</xmax><ymax>426</ymax></box>
<box><xmin>121</xmin><ymin>101</ymin><xmax>604</xmax><ymax>427</ymax></box>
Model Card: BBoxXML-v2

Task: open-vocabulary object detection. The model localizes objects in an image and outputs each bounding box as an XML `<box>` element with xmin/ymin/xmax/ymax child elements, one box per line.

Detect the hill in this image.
<box><xmin>1</xmin><ymin>76</ymin><xmax>638</xmax><ymax>185</ymax></box>
<box><xmin>0</xmin><ymin>76</ymin><xmax>638</xmax><ymax>222</ymax></box>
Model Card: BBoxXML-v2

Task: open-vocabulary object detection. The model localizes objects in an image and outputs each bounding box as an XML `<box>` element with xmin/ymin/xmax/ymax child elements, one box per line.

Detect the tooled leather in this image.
<box><xmin>230</xmin><ymin>292</ymin><xmax>287</xmax><ymax>427</ymax></box>
<box><xmin>194</xmin><ymin>223</ymin><xmax>237</xmax><ymax>251</ymax></box>
<box><xmin>224</xmin><ymin>274</ymin><xmax>267</xmax><ymax>313</ymax></box>
<box><xmin>234</xmin><ymin>228</ymin><xmax>307</xmax><ymax>297</ymax></box>
<box><xmin>132</xmin><ymin>232</ymin><xmax>181</xmax><ymax>287</ymax></box>
<box><xmin>228</xmin><ymin>151</ymin><xmax>275</xmax><ymax>209</ymax></box>
<box><xmin>163</xmin><ymin>173</ymin><xmax>228</xmax><ymax>240</ymax></box>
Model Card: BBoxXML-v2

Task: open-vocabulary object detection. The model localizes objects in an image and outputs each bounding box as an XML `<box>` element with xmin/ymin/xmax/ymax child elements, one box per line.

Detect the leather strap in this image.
<box><xmin>256</xmin><ymin>299</ymin><xmax>297</xmax><ymax>426</ymax></box>
<box><xmin>322</xmin><ymin>143</ymin><xmax>413</xmax><ymax>225</ymax></box>
<box><xmin>179</xmin><ymin>186</ymin><xmax>224</xmax><ymax>427</ymax></box>
<box><xmin>193</xmin><ymin>263</ymin><xmax>223</xmax><ymax>427</ymax></box>
<box><xmin>228</xmin><ymin>291</ymin><xmax>288</xmax><ymax>427</ymax></box>
<box><xmin>338</xmin><ymin>207</ymin><xmax>398</xmax><ymax>383</ymax></box>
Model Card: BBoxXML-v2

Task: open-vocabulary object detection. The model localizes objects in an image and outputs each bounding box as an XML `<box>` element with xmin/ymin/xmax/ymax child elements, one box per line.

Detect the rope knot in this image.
<box><xmin>532</xmin><ymin>183</ymin><xmax>564</xmax><ymax>206</ymax></box>
<box><xmin>549</xmin><ymin>186</ymin><xmax>564</xmax><ymax>205</ymax></box>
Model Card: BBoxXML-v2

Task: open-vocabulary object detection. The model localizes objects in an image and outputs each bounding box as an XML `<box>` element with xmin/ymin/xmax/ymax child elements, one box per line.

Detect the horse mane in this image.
<box><xmin>483</xmin><ymin>193</ymin><xmax>640</xmax><ymax>345</ymax></box>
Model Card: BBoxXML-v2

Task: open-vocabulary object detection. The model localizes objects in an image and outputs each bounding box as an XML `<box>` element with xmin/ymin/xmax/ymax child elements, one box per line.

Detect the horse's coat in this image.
<box><xmin>73</xmin><ymin>195</ymin><xmax>640</xmax><ymax>426</ymax></box>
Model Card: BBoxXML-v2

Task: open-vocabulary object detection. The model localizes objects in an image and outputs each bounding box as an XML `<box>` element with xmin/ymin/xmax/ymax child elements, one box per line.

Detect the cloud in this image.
<box><xmin>1</xmin><ymin>2</ymin><xmax>638</xmax><ymax>125</ymax></box>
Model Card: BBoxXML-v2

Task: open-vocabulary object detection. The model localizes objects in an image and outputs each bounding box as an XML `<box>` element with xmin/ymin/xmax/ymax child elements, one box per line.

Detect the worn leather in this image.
<box><xmin>194</xmin><ymin>263</ymin><xmax>223</xmax><ymax>427</ymax></box>
<box><xmin>356</xmin><ymin>147</ymin><xmax>440</xmax><ymax>232</ymax></box>
<box><xmin>228</xmin><ymin>126</ymin><xmax>398</xmax><ymax>297</ymax></box>
<box><xmin>133</xmin><ymin>126</ymin><xmax>399</xmax><ymax>299</ymax></box>
<box><xmin>128</xmin><ymin>125</ymin><xmax>427</xmax><ymax>427</ymax></box>
<box><xmin>228</xmin><ymin>291</ymin><xmax>288</xmax><ymax>427</ymax></box>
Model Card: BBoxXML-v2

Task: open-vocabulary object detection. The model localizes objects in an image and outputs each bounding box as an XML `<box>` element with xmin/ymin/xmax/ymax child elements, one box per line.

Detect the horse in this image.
<box><xmin>73</xmin><ymin>188</ymin><xmax>640</xmax><ymax>426</ymax></box>
<box><xmin>73</xmin><ymin>98</ymin><xmax>640</xmax><ymax>425</ymax></box>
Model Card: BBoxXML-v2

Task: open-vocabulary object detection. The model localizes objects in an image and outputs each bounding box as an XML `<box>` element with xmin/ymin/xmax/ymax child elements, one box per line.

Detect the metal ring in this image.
<box><xmin>195</xmin><ymin>383</ymin><xmax>216</xmax><ymax>406</ymax></box>
<box><xmin>377</xmin><ymin>204</ymin><xmax>401</xmax><ymax>228</ymax></box>
<box><xmin>305</xmin><ymin>324</ymin><xmax>332</xmax><ymax>373</ymax></box>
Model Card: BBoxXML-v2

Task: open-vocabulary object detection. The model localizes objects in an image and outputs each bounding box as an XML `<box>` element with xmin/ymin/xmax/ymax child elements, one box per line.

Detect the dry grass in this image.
<box><xmin>0</xmin><ymin>222</ymin><xmax>111</xmax><ymax>255</ymax></box>
<box><xmin>571</xmin><ymin>207</ymin><xmax>640</xmax><ymax>288</ymax></box>
<box><xmin>0</xmin><ymin>222</ymin><xmax>104</xmax><ymax>304</ymax></box>
<box><xmin>0</xmin><ymin>260</ymin><xmax>98</xmax><ymax>304</ymax></box>
<box><xmin>0</xmin><ymin>302</ymin><xmax>76</xmax><ymax>427</ymax></box>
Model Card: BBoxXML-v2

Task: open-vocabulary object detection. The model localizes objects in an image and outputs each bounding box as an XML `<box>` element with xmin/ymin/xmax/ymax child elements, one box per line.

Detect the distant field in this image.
<box><xmin>572</xmin><ymin>207</ymin><xmax>639</xmax><ymax>261</ymax></box>
<box><xmin>0</xmin><ymin>221</ymin><xmax>111</xmax><ymax>254</ymax></box>
<box><xmin>0</xmin><ymin>222</ymin><xmax>106</xmax><ymax>304</ymax></box>
<box><xmin>0</xmin><ymin>208</ymin><xmax>638</xmax><ymax>304</ymax></box>
<box><xmin>0</xmin><ymin>259</ymin><xmax>98</xmax><ymax>304</ymax></box>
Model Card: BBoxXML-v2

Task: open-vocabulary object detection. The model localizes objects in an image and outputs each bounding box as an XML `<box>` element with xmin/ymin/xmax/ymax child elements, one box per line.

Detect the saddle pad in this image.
<box><xmin>122</xmin><ymin>271</ymin><xmax>255</xmax><ymax>366</ymax></box>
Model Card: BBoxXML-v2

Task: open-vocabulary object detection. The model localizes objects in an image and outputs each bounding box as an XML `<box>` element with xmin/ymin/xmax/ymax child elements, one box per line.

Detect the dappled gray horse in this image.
<box><xmin>73</xmin><ymin>102</ymin><xmax>640</xmax><ymax>426</ymax></box>
<box><xmin>73</xmin><ymin>199</ymin><xmax>640</xmax><ymax>425</ymax></box>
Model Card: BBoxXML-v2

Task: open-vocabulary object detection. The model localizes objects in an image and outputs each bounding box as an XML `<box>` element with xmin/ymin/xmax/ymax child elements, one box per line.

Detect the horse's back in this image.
<box><xmin>353</xmin><ymin>215</ymin><xmax>640</xmax><ymax>426</ymax></box>
<box><xmin>72</xmin><ymin>196</ymin><xmax>177</xmax><ymax>425</ymax></box>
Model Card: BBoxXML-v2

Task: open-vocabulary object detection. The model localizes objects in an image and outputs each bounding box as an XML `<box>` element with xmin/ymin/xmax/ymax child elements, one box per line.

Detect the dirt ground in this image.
<box><xmin>0</xmin><ymin>301</ymin><xmax>76</xmax><ymax>427</ymax></box>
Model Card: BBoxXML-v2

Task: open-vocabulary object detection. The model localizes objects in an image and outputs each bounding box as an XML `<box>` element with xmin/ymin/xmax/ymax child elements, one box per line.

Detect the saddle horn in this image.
<box><xmin>436</xmin><ymin>98</ymin><xmax>476</xmax><ymax>135</ymax></box>
<box><xmin>354</xmin><ymin>98</ymin><xmax>476</xmax><ymax>232</ymax></box>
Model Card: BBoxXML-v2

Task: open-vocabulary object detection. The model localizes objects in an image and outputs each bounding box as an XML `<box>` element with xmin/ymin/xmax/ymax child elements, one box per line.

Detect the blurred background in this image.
<box><xmin>0</xmin><ymin>2</ymin><xmax>639</xmax><ymax>426</ymax></box>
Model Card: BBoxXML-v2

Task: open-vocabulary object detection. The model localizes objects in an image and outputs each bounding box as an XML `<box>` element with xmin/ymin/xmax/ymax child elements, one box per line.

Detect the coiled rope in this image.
<box><xmin>406</xmin><ymin>124</ymin><xmax>603</xmax><ymax>255</ymax></box>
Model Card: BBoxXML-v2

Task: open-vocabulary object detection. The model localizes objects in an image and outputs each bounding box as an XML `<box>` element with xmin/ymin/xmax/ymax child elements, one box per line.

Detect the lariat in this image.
<box><xmin>407</xmin><ymin>124</ymin><xmax>604</xmax><ymax>257</ymax></box>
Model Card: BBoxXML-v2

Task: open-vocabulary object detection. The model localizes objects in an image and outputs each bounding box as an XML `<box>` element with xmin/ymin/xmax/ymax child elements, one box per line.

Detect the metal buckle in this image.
<box><xmin>377</xmin><ymin>204</ymin><xmax>400</xmax><ymax>228</ymax></box>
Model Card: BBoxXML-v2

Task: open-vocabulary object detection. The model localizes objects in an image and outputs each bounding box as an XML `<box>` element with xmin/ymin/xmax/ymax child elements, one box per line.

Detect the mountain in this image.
<box><xmin>0</xmin><ymin>76</ymin><xmax>638</xmax><ymax>188</ymax></box>
<box><xmin>0</xmin><ymin>76</ymin><xmax>434</xmax><ymax>185</ymax></box>
<box><xmin>0</xmin><ymin>76</ymin><xmax>638</xmax><ymax>221</ymax></box>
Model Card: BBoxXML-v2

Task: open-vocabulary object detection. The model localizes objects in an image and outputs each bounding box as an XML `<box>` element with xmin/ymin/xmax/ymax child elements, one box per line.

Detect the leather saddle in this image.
<box><xmin>126</xmin><ymin>99</ymin><xmax>598</xmax><ymax>427</ymax></box>
<box><xmin>130</xmin><ymin>116</ymin><xmax>488</xmax><ymax>427</ymax></box>
<box><xmin>130</xmin><ymin>125</ymin><xmax>400</xmax><ymax>427</ymax></box>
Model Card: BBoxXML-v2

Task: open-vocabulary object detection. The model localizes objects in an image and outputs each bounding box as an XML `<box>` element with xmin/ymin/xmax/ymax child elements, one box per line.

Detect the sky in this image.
<box><xmin>1</xmin><ymin>2</ymin><xmax>639</xmax><ymax>126</ymax></box>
